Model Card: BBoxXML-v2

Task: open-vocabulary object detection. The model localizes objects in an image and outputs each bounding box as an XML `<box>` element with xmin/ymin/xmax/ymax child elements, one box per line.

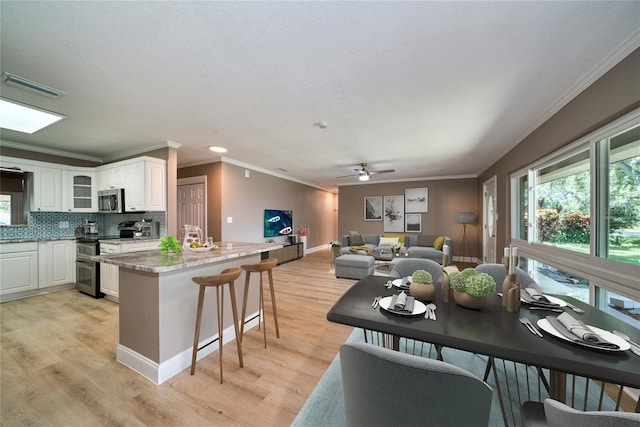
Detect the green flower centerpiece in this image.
<box><xmin>449</xmin><ymin>268</ymin><xmax>496</xmax><ymax>309</ymax></box>
<box><xmin>409</xmin><ymin>269</ymin><xmax>435</xmax><ymax>302</ymax></box>
<box><xmin>159</xmin><ymin>236</ymin><xmax>183</xmax><ymax>255</ymax></box>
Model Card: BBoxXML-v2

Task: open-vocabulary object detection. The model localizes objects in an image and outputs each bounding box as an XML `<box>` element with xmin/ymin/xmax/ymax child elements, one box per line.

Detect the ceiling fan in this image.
<box><xmin>336</xmin><ymin>163</ymin><xmax>395</xmax><ymax>181</ymax></box>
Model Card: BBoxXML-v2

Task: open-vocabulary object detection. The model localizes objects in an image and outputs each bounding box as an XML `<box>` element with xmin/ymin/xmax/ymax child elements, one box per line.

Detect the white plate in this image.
<box><xmin>537</xmin><ymin>319</ymin><xmax>630</xmax><ymax>352</ymax></box>
<box><xmin>378</xmin><ymin>296</ymin><xmax>426</xmax><ymax>316</ymax></box>
<box><xmin>522</xmin><ymin>294</ymin><xmax>568</xmax><ymax>307</ymax></box>
<box><xmin>391</xmin><ymin>277</ymin><xmax>412</xmax><ymax>288</ymax></box>
<box><xmin>189</xmin><ymin>246</ymin><xmax>213</xmax><ymax>252</ymax></box>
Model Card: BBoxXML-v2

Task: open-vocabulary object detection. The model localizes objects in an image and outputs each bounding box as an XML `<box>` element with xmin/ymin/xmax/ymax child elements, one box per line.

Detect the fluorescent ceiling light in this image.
<box><xmin>0</xmin><ymin>98</ymin><xmax>66</xmax><ymax>134</ymax></box>
<box><xmin>2</xmin><ymin>72</ymin><xmax>65</xmax><ymax>98</ymax></box>
<box><xmin>209</xmin><ymin>146</ymin><xmax>228</xmax><ymax>153</ymax></box>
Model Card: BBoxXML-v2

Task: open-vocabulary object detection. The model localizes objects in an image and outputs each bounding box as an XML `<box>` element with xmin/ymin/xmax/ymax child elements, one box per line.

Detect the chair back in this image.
<box><xmin>475</xmin><ymin>263</ymin><xmax>538</xmax><ymax>290</ymax></box>
<box><xmin>389</xmin><ymin>258</ymin><xmax>442</xmax><ymax>283</ymax></box>
<box><xmin>339</xmin><ymin>342</ymin><xmax>493</xmax><ymax>427</ymax></box>
<box><xmin>541</xmin><ymin>398</ymin><xmax>640</xmax><ymax>427</ymax></box>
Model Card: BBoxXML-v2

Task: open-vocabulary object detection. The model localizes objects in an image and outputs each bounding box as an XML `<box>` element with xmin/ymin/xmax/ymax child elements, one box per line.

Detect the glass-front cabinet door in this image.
<box><xmin>62</xmin><ymin>169</ymin><xmax>97</xmax><ymax>212</ymax></box>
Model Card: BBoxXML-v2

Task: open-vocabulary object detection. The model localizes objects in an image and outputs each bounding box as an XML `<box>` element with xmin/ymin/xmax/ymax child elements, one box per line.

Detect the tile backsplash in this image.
<box><xmin>0</xmin><ymin>212</ymin><xmax>166</xmax><ymax>240</ymax></box>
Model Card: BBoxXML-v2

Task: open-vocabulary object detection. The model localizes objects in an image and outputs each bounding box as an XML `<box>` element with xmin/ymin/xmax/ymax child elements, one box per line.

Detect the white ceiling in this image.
<box><xmin>1</xmin><ymin>1</ymin><xmax>639</xmax><ymax>191</ymax></box>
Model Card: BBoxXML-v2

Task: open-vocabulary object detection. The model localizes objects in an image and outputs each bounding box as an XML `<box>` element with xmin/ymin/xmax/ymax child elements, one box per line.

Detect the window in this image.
<box><xmin>0</xmin><ymin>194</ymin><xmax>11</xmax><ymax>225</ymax></box>
<box><xmin>511</xmin><ymin>109</ymin><xmax>640</xmax><ymax>327</ymax></box>
<box><xmin>513</xmin><ymin>174</ymin><xmax>528</xmax><ymax>241</ymax></box>
<box><xmin>595</xmin><ymin>124</ymin><xmax>640</xmax><ymax>266</ymax></box>
<box><xmin>534</xmin><ymin>149</ymin><xmax>590</xmax><ymax>254</ymax></box>
<box><xmin>520</xmin><ymin>257</ymin><xmax>589</xmax><ymax>303</ymax></box>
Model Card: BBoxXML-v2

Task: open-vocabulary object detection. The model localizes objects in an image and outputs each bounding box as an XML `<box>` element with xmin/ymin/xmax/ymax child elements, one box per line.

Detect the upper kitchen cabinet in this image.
<box><xmin>62</xmin><ymin>169</ymin><xmax>98</xmax><ymax>212</ymax></box>
<box><xmin>122</xmin><ymin>157</ymin><xmax>166</xmax><ymax>212</ymax></box>
<box><xmin>96</xmin><ymin>164</ymin><xmax>125</xmax><ymax>190</ymax></box>
<box><xmin>30</xmin><ymin>165</ymin><xmax>62</xmax><ymax>211</ymax></box>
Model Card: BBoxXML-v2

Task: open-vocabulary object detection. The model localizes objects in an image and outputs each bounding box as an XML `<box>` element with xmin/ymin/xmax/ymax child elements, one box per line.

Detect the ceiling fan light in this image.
<box><xmin>359</xmin><ymin>174</ymin><xmax>369</xmax><ymax>181</ymax></box>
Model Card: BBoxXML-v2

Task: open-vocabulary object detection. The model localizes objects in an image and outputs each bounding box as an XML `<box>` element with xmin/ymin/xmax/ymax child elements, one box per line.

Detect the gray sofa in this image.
<box><xmin>340</xmin><ymin>233</ymin><xmax>452</xmax><ymax>264</ymax></box>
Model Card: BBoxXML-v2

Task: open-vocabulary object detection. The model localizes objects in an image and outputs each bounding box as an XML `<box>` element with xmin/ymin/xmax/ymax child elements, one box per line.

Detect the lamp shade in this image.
<box><xmin>456</xmin><ymin>212</ymin><xmax>475</xmax><ymax>224</ymax></box>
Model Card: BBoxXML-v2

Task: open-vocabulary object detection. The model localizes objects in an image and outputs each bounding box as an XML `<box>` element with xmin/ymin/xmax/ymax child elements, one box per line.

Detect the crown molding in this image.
<box><xmin>337</xmin><ymin>174</ymin><xmax>478</xmax><ymax>187</ymax></box>
<box><xmin>0</xmin><ymin>139</ymin><xmax>103</xmax><ymax>162</ymax></box>
<box><xmin>102</xmin><ymin>140</ymin><xmax>182</xmax><ymax>163</ymax></box>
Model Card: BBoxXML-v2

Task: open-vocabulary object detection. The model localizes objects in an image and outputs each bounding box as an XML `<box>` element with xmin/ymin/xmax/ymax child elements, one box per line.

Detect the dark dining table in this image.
<box><xmin>327</xmin><ymin>275</ymin><xmax>640</xmax><ymax>412</ymax></box>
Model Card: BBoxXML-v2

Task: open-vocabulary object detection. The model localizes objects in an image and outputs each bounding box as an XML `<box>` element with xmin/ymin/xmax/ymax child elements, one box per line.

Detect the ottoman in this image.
<box><xmin>335</xmin><ymin>254</ymin><xmax>375</xmax><ymax>279</ymax></box>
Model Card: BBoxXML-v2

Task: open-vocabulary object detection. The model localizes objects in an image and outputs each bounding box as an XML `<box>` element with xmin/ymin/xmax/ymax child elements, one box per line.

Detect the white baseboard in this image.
<box><xmin>116</xmin><ymin>312</ymin><xmax>260</xmax><ymax>385</ymax></box>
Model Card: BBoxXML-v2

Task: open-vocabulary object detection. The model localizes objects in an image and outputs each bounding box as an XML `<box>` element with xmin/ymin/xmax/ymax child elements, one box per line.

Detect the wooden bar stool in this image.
<box><xmin>190</xmin><ymin>267</ymin><xmax>243</xmax><ymax>383</ymax></box>
<box><xmin>240</xmin><ymin>258</ymin><xmax>280</xmax><ymax>348</ymax></box>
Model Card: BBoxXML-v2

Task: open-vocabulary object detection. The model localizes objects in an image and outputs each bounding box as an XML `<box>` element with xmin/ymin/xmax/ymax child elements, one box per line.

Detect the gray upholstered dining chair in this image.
<box><xmin>339</xmin><ymin>342</ymin><xmax>493</xmax><ymax>427</ymax></box>
<box><xmin>474</xmin><ymin>263</ymin><xmax>539</xmax><ymax>291</ymax></box>
<box><xmin>521</xmin><ymin>398</ymin><xmax>640</xmax><ymax>427</ymax></box>
<box><xmin>389</xmin><ymin>258</ymin><xmax>442</xmax><ymax>283</ymax></box>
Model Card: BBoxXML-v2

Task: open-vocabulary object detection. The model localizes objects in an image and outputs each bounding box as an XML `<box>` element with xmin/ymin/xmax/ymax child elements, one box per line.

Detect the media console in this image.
<box><xmin>261</xmin><ymin>242</ymin><xmax>303</xmax><ymax>264</ymax></box>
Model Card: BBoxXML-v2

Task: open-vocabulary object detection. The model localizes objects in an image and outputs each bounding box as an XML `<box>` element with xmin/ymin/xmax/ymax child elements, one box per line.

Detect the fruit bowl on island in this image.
<box><xmin>188</xmin><ymin>242</ymin><xmax>218</xmax><ymax>252</ymax></box>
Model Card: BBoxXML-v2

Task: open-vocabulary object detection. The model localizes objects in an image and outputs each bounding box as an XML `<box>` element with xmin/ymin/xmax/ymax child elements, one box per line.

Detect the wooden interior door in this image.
<box><xmin>177</xmin><ymin>177</ymin><xmax>207</xmax><ymax>241</ymax></box>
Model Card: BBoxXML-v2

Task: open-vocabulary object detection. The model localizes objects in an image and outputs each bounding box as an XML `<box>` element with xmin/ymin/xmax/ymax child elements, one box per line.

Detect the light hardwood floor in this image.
<box><xmin>1</xmin><ymin>250</ymin><xmax>634</xmax><ymax>426</ymax></box>
<box><xmin>1</xmin><ymin>249</ymin><xmax>354</xmax><ymax>426</ymax></box>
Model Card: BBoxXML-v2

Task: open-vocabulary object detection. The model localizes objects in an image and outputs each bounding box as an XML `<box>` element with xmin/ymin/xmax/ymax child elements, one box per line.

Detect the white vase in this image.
<box><xmin>299</xmin><ymin>235</ymin><xmax>307</xmax><ymax>256</ymax></box>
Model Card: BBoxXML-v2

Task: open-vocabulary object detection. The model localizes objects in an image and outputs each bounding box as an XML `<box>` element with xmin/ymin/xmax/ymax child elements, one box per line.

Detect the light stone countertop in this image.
<box><xmin>98</xmin><ymin>238</ymin><xmax>161</xmax><ymax>245</ymax></box>
<box><xmin>0</xmin><ymin>236</ymin><xmax>78</xmax><ymax>243</ymax></box>
<box><xmin>95</xmin><ymin>241</ymin><xmax>282</xmax><ymax>273</ymax></box>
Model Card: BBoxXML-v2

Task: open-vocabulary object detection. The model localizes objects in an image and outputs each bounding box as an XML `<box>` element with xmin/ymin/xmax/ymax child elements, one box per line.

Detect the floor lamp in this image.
<box><xmin>456</xmin><ymin>212</ymin><xmax>474</xmax><ymax>263</ymax></box>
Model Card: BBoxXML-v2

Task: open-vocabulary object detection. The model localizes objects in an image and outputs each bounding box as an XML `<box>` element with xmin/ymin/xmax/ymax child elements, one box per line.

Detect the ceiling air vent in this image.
<box><xmin>1</xmin><ymin>72</ymin><xmax>65</xmax><ymax>98</ymax></box>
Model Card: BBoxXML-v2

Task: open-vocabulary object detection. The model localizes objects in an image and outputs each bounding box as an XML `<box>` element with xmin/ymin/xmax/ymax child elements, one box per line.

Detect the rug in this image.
<box><xmin>291</xmin><ymin>328</ymin><xmax>617</xmax><ymax>426</ymax></box>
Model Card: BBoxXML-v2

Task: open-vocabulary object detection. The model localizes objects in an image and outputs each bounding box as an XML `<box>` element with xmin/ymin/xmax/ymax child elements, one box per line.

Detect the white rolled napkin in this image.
<box><xmin>390</xmin><ymin>291</ymin><xmax>415</xmax><ymax>313</ymax></box>
<box><xmin>557</xmin><ymin>312</ymin><xmax>600</xmax><ymax>342</ymax></box>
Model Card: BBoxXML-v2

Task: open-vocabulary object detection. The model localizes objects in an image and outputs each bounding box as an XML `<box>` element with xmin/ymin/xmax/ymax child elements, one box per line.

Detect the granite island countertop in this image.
<box><xmin>95</xmin><ymin>241</ymin><xmax>282</xmax><ymax>273</ymax></box>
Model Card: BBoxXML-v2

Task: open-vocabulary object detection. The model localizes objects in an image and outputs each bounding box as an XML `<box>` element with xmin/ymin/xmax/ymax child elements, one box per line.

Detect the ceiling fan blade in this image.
<box><xmin>369</xmin><ymin>169</ymin><xmax>395</xmax><ymax>175</ymax></box>
<box><xmin>336</xmin><ymin>173</ymin><xmax>359</xmax><ymax>179</ymax></box>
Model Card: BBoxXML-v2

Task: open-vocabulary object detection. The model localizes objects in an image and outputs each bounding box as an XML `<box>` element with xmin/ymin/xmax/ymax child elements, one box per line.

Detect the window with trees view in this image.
<box><xmin>512</xmin><ymin>112</ymin><xmax>639</xmax><ymax>327</ymax></box>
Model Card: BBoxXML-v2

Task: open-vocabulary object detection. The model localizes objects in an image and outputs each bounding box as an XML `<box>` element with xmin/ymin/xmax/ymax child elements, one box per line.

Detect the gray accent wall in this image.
<box><xmin>478</xmin><ymin>47</ymin><xmax>640</xmax><ymax>254</ymax></box>
<box><xmin>337</xmin><ymin>178</ymin><xmax>478</xmax><ymax>259</ymax></box>
<box><xmin>178</xmin><ymin>162</ymin><xmax>338</xmax><ymax>250</ymax></box>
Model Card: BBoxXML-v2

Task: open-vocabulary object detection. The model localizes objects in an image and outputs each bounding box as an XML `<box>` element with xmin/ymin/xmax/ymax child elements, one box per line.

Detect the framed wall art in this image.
<box><xmin>364</xmin><ymin>196</ymin><xmax>383</xmax><ymax>221</ymax></box>
<box><xmin>383</xmin><ymin>195</ymin><xmax>404</xmax><ymax>232</ymax></box>
<box><xmin>405</xmin><ymin>187</ymin><xmax>428</xmax><ymax>213</ymax></box>
<box><xmin>405</xmin><ymin>213</ymin><xmax>422</xmax><ymax>233</ymax></box>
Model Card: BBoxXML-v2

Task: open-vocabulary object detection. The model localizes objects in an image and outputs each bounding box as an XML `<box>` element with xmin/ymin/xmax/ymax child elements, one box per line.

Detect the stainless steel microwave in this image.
<box><xmin>98</xmin><ymin>188</ymin><xmax>125</xmax><ymax>213</ymax></box>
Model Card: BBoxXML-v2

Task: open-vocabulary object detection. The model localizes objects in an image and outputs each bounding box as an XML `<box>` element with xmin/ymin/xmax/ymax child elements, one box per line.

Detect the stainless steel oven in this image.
<box><xmin>76</xmin><ymin>240</ymin><xmax>104</xmax><ymax>298</ymax></box>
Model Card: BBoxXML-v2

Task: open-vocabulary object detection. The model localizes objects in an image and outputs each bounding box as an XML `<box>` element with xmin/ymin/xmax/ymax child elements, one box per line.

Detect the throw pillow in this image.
<box><xmin>417</xmin><ymin>235</ymin><xmax>432</xmax><ymax>247</ymax></box>
<box><xmin>383</xmin><ymin>233</ymin><xmax>405</xmax><ymax>245</ymax></box>
<box><xmin>433</xmin><ymin>236</ymin><xmax>446</xmax><ymax>250</ymax></box>
<box><xmin>348</xmin><ymin>231</ymin><xmax>365</xmax><ymax>246</ymax></box>
<box><xmin>378</xmin><ymin>236</ymin><xmax>400</xmax><ymax>247</ymax></box>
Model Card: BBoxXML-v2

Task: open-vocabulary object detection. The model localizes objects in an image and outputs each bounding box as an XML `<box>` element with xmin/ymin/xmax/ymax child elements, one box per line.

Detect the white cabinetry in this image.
<box><xmin>30</xmin><ymin>166</ymin><xmax>62</xmax><ymax>211</ymax></box>
<box><xmin>100</xmin><ymin>239</ymin><xmax>160</xmax><ymax>300</ymax></box>
<box><xmin>0</xmin><ymin>242</ymin><xmax>39</xmax><ymax>296</ymax></box>
<box><xmin>122</xmin><ymin>157</ymin><xmax>166</xmax><ymax>212</ymax></box>
<box><xmin>97</xmin><ymin>165</ymin><xmax>125</xmax><ymax>190</ymax></box>
<box><xmin>62</xmin><ymin>169</ymin><xmax>97</xmax><ymax>212</ymax></box>
<box><xmin>38</xmin><ymin>240</ymin><xmax>75</xmax><ymax>287</ymax></box>
<box><xmin>100</xmin><ymin>243</ymin><xmax>119</xmax><ymax>298</ymax></box>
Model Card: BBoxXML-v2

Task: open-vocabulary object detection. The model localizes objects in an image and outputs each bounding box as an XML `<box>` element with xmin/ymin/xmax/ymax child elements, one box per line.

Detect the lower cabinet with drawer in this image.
<box><xmin>0</xmin><ymin>242</ymin><xmax>39</xmax><ymax>296</ymax></box>
<box><xmin>100</xmin><ymin>240</ymin><xmax>160</xmax><ymax>301</ymax></box>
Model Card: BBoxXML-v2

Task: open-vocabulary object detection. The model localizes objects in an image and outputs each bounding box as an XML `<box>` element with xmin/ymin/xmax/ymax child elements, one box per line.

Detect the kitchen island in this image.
<box><xmin>97</xmin><ymin>241</ymin><xmax>282</xmax><ymax>384</ymax></box>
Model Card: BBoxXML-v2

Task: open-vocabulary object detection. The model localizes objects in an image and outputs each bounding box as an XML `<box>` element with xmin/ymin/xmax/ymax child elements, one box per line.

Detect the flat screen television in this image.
<box><xmin>264</xmin><ymin>209</ymin><xmax>293</xmax><ymax>238</ymax></box>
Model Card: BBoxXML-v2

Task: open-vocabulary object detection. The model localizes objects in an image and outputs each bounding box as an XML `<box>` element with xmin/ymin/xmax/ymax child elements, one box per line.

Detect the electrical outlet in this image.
<box><xmin>58</xmin><ymin>221</ymin><xmax>69</xmax><ymax>229</ymax></box>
